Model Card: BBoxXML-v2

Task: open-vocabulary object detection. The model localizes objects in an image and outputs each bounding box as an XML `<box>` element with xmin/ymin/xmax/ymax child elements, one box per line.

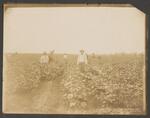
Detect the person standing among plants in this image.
<box><xmin>39</xmin><ymin>52</ymin><xmax>49</xmax><ymax>79</ymax></box>
<box><xmin>77</xmin><ymin>50</ymin><xmax>88</xmax><ymax>73</ymax></box>
<box><xmin>63</xmin><ymin>53</ymin><xmax>68</xmax><ymax>65</ymax></box>
<box><xmin>40</xmin><ymin>52</ymin><xmax>49</xmax><ymax>64</ymax></box>
<box><xmin>49</xmin><ymin>50</ymin><xmax>55</xmax><ymax>63</ymax></box>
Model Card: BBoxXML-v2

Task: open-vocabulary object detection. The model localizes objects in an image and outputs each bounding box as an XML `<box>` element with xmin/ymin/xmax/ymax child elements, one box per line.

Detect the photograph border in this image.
<box><xmin>0</xmin><ymin>0</ymin><xmax>150</xmax><ymax>118</ymax></box>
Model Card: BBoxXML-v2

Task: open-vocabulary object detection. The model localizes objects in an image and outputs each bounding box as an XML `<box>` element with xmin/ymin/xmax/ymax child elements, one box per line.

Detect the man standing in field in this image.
<box><xmin>39</xmin><ymin>52</ymin><xmax>50</xmax><ymax>80</ymax></box>
<box><xmin>63</xmin><ymin>53</ymin><xmax>68</xmax><ymax>64</ymax></box>
<box><xmin>49</xmin><ymin>50</ymin><xmax>55</xmax><ymax>63</ymax></box>
<box><xmin>40</xmin><ymin>52</ymin><xmax>49</xmax><ymax>64</ymax></box>
<box><xmin>77</xmin><ymin>50</ymin><xmax>88</xmax><ymax>72</ymax></box>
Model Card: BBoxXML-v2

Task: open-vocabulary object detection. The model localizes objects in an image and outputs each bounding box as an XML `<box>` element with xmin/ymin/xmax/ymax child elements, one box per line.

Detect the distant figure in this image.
<box><xmin>85</xmin><ymin>52</ymin><xmax>88</xmax><ymax>60</ymax></box>
<box><xmin>77</xmin><ymin>50</ymin><xmax>88</xmax><ymax>72</ymax></box>
<box><xmin>49</xmin><ymin>50</ymin><xmax>55</xmax><ymax>63</ymax></box>
<box><xmin>63</xmin><ymin>53</ymin><xmax>68</xmax><ymax>65</ymax></box>
<box><xmin>92</xmin><ymin>53</ymin><xmax>96</xmax><ymax>58</ymax></box>
<box><xmin>63</xmin><ymin>53</ymin><xmax>67</xmax><ymax>59</ymax></box>
<box><xmin>15</xmin><ymin>52</ymin><xmax>18</xmax><ymax>55</ymax></box>
<box><xmin>40</xmin><ymin>52</ymin><xmax>49</xmax><ymax>64</ymax></box>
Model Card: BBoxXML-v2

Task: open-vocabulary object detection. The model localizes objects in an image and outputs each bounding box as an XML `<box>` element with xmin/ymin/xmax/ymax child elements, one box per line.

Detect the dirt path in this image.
<box><xmin>4</xmin><ymin>77</ymin><xmax>64</xmax><ymax>113</ymax></box>
<box><xmin>30</xmin><ymin>78</ymin><xmax>63</xmax><ymax>113</ymax></box>
<box><xmin>35</xmin><ymin>79</ymin><xmax>63</xmax><ymax>113</ymax></box>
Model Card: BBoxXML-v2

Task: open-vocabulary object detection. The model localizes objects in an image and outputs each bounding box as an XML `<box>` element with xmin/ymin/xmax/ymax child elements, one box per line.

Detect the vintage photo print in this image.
<box><xmin>3</xmin><ymin>4</ymin><xmax>146</xmax><ymax>114</ymax></box>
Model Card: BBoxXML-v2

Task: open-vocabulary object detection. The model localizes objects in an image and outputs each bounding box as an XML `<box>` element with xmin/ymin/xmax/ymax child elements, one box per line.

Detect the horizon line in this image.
<box><xmin>4</xmin><ymin>52</ymin><xmax>145</xmax><ymax>55</ymax></box>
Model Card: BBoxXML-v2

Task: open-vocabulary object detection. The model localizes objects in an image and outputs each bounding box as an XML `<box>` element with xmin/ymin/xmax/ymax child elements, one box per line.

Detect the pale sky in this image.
<box><xmin>4</xmin><ymin>6</ymin><xmax>145</xmax><ymax>54</ymax></box>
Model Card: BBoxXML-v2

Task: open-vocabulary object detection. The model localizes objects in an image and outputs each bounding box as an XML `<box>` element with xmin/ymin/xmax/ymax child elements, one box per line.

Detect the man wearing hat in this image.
<box><xmin>77</xmin><ymin>50</ymin><xmax>88</xmax><ymax>72</ymax></box>
<box><xmin>40</xmin><ymin>52</ymin><xmax>49</xmax><ymax>64</ymax></box>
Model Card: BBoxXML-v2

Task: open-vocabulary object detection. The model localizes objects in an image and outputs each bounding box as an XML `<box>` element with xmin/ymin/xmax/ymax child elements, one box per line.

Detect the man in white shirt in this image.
<box><xmin>40</xmin><ymin>52</ymin><xmax>49</xmax><ymax>64</ymax></box>
<box><xmin>63</xmin><ymin>53</ymin><xmax>68</xmax><ymax>66</ymax></box>
<box><xmin>77</xmin><ymin>50</ymin><xmax>88</xmax><ymax>72</ymax></box>
<box><xmin>63</xmin><ymin>54</ymin><xmax>67</xmax><ymax>59</ymax></box>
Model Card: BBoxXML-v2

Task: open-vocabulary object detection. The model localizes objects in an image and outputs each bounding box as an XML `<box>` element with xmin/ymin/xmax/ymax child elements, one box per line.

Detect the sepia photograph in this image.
<box><xmin>3</xmin><ymin>4</ymin><xmax>146</xmax><ymax>114</ymax></box>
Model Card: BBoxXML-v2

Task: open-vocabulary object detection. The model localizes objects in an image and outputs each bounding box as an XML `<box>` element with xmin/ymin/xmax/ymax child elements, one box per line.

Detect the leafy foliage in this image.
<box><xmin>4</xmin><ymin>53</ymin><xmax>145</xmax><ymax>113</ymax></box>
